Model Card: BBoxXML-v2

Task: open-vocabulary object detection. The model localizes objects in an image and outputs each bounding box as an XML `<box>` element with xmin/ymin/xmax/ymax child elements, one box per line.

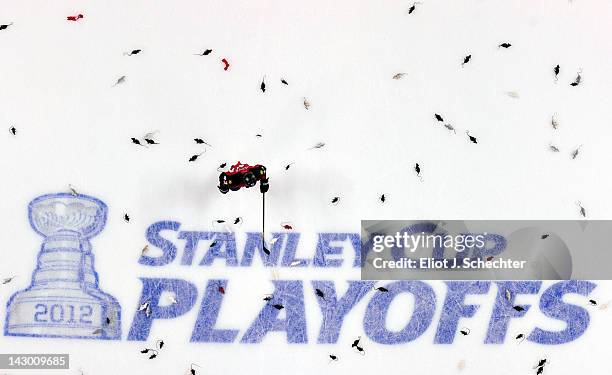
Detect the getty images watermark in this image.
<box><xmin>370</xmin><ymin>231</ymin><xmax>527</xmax><ymax>270</ymax></box>
<box><xmin>361</xmin><ymin>220</ymin><xmax>612</xmax><ymax>280</ymax></box>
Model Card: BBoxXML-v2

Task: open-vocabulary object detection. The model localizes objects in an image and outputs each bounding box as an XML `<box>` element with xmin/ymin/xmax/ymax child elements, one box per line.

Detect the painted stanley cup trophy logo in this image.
<box><xmin>5</xmin><ymin>193</ymin><xmax>121</xmax><ymax>339</ymax></box>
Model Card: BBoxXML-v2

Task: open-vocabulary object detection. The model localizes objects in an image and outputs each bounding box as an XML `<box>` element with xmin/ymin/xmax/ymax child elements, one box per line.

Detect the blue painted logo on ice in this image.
<box><xmin>3</xmin><ymin>193</ymin><xmax>598</xmax><ymax>345</ymax></box>
<box><xmin>4</xmin><ymin>193</ymin><xmax>121</xmax><ymax>339</ymax></box>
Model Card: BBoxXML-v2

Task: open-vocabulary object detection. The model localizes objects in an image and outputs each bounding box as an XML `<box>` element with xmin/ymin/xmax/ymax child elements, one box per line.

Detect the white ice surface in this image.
<box><xmin>1</xmin><ymin>0</ymin><xmax>612</xmax><ymax>374</ymax></box>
